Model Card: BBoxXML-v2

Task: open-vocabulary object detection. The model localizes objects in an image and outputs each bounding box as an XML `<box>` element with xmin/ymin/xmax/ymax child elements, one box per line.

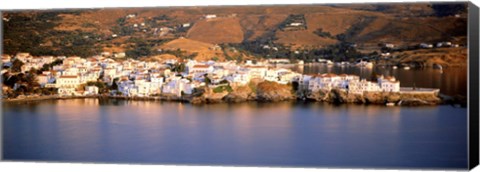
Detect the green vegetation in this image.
<box><xmin>313</xmin><ymin>28</ymin><xmax>334</xmax><ymax>39</ymax></box>
<box><xmin>248</xmin><ymin>81</ymin><xmax>257</xmax><ymax>93</ymax></box>
<box><xmin>192</xmin><ymin>86</ymin><xmax>206</xmax><ymax>97</ymax></box>
<box><xmin>280</xmin><ymin>14</ymin><xmax>307</xmax><ymax>31</ymax></box>
<box><xmin>431</xmin><ymin>3</ymin><xmax>467</xmax><ymax>17</ymax></box>
<box><xmin>204</xmin><ymin>74</ymin><xmax>211</xmax><ymax>86</ymax></box>
<box><xmin>171</xmin><ymin>63</ymin><xmax>186</xmax><ymax>73</ymax></box>
<box><xmin>110</xmin><ymin>78</ymin><xmax>119</xmax><ymax>90</ymax></box>
<box><xmin>11</xmin><ymin>59</ymin><xmax>24</xmax><ymax>73</ymax></box>
<box><xmin>3</xmin><ymin>12</ymin><xmax>102</xmax><ymax>57</ymax></box>
<box><xmin>41</xmin><ymin>59</ymin><xmax>63</xmax><ymax>72</ymax></box>
<box><xmin>2</xmin><ymin>69</ymin><xmax>43</xmax><ymax>98</ymax></box>
<box><xmin>213</xmin><ymin>85</ymin><xmax>233</xmax><ymax>93</ymax></box>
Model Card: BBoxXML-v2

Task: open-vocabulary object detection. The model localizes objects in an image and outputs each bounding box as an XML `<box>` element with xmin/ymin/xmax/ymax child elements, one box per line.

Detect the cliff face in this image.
<box><xmin>189</xmin><ymin>81</ymin><xmax>296</xmax><ymax>104</ymax></box>
<box><xmin>223</xmin><ymin>85</ymin><xmax>256</xmax><ymax>103</ymax></box>
<box><xmin>190</xmin><ymin>87</ymin><xmax>229</xmax><ymax>104</ymax></box>
<box><xmin>255</xmin><ymin>81</ymin><xmax>296</xmax><ymax>102</ymax></box>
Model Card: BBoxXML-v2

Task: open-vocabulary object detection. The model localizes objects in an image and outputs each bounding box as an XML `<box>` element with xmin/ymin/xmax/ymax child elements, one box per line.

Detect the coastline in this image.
<box><xmin>2</xmin><ymin>91</ymin><xmax>465</xmax><ymax>107</ymax></box>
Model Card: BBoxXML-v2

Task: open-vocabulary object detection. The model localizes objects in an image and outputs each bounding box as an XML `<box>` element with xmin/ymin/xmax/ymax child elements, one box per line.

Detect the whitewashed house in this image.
<box><xmin>189</xmin><ymin>65</ymin><xmax>214</xmax><ymax>75</ymax></box>
<box><xmin>117</xmin><ymin>79</ymin><xmax>135</xmax><ymax>96</ymax></box>
<box><xmin>63</xmin><ymin>67</ymin><xmax>79</xmax><ymax>76</ymax></box>
<box><xmin>205</xmin><ymin>14</ymin><xmax>217</xmax><ymax>19</ymax></box>
<box><xmin>162</xmin><ymin>77</ymin><xmax>193</xmax><ymax>96</ymax></box>
<box><xmin>56</xmin><ymin>75</ymin><xmax>80</xmax><ymax>88</ymax></box>
<box><xmin>377</xmin><ymin>76</ymin><xmax>400</xmax><ymax>92</ymax></box>
<box><xmin>348</xmin><ymin>79</ymin><xmax>381</xmax><ymax>94</ymax></box>
<box><xmin>298</xmin><ymin>75</ymin><xmax>313</xmax><ymax>91</ymax></box>
<box><xmin>85</xmin><ymin>86</ymin><xmax>99</xmax><ymax>95</ymax></box>
<box><xmin>244</xmin><ymin>65</ymin><xmax>268</xmax><ymax>79</ymax></box>
<box><xmin>226</xmin><ymin>71</ymin><xmax>251</xmax><ymax>86</ymax></box>
<box><xmin>308</xmin><ymin>74</ymin><xmax>342</xmax><ymax>91</ymax></box>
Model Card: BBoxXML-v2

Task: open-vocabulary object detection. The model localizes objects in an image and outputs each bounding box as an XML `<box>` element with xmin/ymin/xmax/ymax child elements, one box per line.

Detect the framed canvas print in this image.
<box><xmin>1</xmin><ymin>0</ymin><xmax>479</xmax><ymax>171</ymax></box>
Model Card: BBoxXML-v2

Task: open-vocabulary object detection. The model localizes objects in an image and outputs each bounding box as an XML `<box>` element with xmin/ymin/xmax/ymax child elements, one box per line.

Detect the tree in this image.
<box><xmin>87</xmin><ymin>81</ymin><xmax>108</xmax><ymax>93</ymax></box>
<box><xmin>29</xmin><ymin>68</ymin><xmax>40</xmax><ymax>75</ymax></box>
<box><xmin>11</xmin><ymin>59</ymin><xmax>24</xmax><ymax>73</ymax></box>
<box><xmin>41</xmin><ymin>63</ymin><xmax>50</xmax><ymax>72</ymax></box>
<box><xmin>24</xmin><ymin>73</ymin><xmax>40</xmax><ymax>94</ymax></box>
<box><xmin>370</xmin><ymin>70</ymin><xmax>378</xmax><ymax>82</ymax></box>
<box><xmin>173</xmin><ymin>63</ymin><xmax>186</xmax><ymax>73</ymax></box>
<box><xmin>204</xmin><ymin>74</ymin><xmax>211</xmax><ymax>86</ymax></box>
<box><xmin>110</xmin><ymin>78</ymin><xmax>119</xmax><ymax>90</ymax></box>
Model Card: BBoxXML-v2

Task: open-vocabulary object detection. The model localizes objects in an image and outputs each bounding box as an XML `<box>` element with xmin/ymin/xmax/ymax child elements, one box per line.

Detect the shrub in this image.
<box><xmin>213</xmin><ymin>85</ymin><xmax>233</xmax><ymax>93</ymax></box>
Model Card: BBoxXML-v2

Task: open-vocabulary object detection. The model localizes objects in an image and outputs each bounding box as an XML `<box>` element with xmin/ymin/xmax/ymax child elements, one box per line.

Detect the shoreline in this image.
<box><xmin>1</xmin><ymin>93</ymin><xmax>466</xmax><ymax>107</ymax></box>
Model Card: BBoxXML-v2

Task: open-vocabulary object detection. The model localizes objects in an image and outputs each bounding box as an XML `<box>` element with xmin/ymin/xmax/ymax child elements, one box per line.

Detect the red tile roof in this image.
<box><xmin>245</xmin><ymin>65</ymin><xmax>266</xmax><ymax>69</ymax></box>
<box><xmin>59</xmin><ymin>75</ymin><xmax>78</xmax><ymax>79</ymax></box>
<box><xmin>193</xmin><ymin>65</ymin><xmax>210</xmax><ymax>68</ymax></box>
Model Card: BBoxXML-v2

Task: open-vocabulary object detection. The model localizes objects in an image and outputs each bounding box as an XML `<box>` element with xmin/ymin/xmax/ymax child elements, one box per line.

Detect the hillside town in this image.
<box><xmin>1</xmin><ymin>52</ymin><xmax>412</xmax><ymax>101</ymax></box>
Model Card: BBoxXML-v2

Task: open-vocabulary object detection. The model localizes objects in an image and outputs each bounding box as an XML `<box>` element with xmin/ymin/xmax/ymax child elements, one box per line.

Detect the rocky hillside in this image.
<box><xmin>2</xmin><ymin>3</ymin><xmax>468</xmax><ymax>61</ymax></box>
<box><xmin>393</xmin><ymin>47</ymin><xmax>467</xmax><ymax>67</ymax></box>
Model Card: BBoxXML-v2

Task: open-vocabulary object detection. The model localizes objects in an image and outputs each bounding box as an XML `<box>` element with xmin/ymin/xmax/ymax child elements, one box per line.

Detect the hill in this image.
<box><xmin>186</xmin><ymin>17</ymin><xmax>244</xmax><ymax>44</ymax></box>
<box><xmin>159</xmin><ymin>37</ymin><xmax>253</xmax><ymax>61</ymax></box>
<box><xmin>392</xmin><ymin>47</ymin><xmax>467</xmax><ymax>67</ymax></box>
<box><xmin>2</xmin><ymin>3</ymin><xmax>468</xmax><ymax>62</ymax></box>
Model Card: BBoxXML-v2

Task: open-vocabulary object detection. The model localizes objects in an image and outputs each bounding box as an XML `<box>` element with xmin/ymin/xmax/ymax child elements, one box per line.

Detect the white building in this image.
<box><xmin>419</xmin><ymin>43</ymin><xmax>433</xmax><ymax>48</ymax></box>
<box><xmin>56</xmin><ymin>75</ymin><xmax>80</xmax><ymax>88</ymax></box>
<box><xmin>308</xmin><ymin>73</ymin><xmax>343</xmax><ymax>91</ymax></box>
<box><xmin>290</xmin><ymin>23</ymin><xmax>303</xmax><ymax>26</ymax></box>
<box><xmin>205</xmin><ymin>14</ymin><xmax>217</xmax><ymax>19</ymax></box>
<box><xmin>226</xmin><ymin>72</ymin><xmax>251</xmax><ymax>86</ymax></box>
<box><xmin>244</xmin><ymin>65</ymin><xmax>267</xmax><ymax>79</ymax></box>
<box><xmin>348</xmin><ymin>79</ymin><xmax>382</xmax><ymax>94</ymax></box>
<box><xmin>85</xmin><ymin>85</ymin><xmax>99</xmax><ymax>95</ymax></box>
<box><xmin>377</xmin><ymin>76</ymin><xmax>400</xmax><ymax>92</ymax></box>
<box><xmin>162</xmin><ymin>77</ymin><xmax>194</xmax><ymax>96</ymax></box>
<box><xmin>189</xmin><ymin>65</ymin><xmax>214</xmax><ymax>75</ymax></box>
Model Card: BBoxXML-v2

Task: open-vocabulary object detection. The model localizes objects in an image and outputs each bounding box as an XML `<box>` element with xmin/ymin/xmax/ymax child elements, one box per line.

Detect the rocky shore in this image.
<box><xmin>185</xmin><ymin>81</ymin><xmax>447</xmax><ymax>106</ymax></box>
<box><xmin>305</xmin><ymin>89</ymin><xmax>442</xmax><ymax>106</ymax></box>
<box><xmin>3</xmin><ymin>95</ymin><xmax>101</xmax><ymax>103</ymax></box>
<box><xmin>3</xmin><ymin>81</ymin><xmax>459</xmax><ymax>107</ymax></box>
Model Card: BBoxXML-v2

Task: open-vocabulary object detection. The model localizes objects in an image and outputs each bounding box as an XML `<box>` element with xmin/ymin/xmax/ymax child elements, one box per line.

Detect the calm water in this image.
<box><xmin>293</xmin><ymin>65</ymin><xmax>467</xmax><ymax>96</ymax></box>
<box><xmin>3</xmin><ymin>99</ymin><xmax>467</xmax><ymax>169</ymax></box>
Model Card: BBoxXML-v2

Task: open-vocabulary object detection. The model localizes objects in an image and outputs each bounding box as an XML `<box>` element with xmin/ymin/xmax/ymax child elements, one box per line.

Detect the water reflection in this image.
<box><xmin>3</xmin><ymin>99</ymin><xmax>467</xmax><ymax>168</ymax></box>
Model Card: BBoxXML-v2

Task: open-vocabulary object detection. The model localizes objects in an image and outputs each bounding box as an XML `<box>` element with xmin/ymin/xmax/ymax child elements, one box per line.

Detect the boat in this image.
<box><xmin>386</xmin><ymin>102</ymin><xmax>395</xmax><ymax>106</ymax></box>
<box><xmin>392</xmin><ymin>66</ymin><xmax>398</xmax><ymax>69</ymax></box>
<box><xmin>403</xmin><ymin>66</ymin><xmax>410</xmax><ymax>70</ymax></box>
